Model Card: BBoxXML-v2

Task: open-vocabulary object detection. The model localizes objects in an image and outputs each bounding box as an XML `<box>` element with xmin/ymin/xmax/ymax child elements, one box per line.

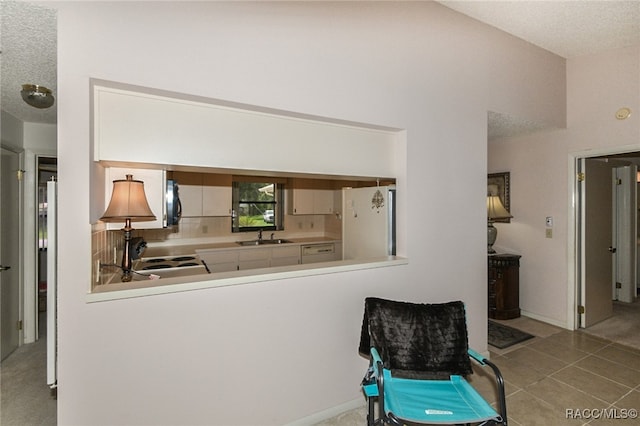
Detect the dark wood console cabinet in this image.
<box><xmin>488</xmin><ymin>254</ymin><xmax>521</xmax><ymax>320</ymax></box>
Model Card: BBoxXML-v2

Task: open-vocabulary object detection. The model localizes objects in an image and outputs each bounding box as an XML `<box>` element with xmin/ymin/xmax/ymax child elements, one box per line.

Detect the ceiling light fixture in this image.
<box><xmin>20</xmin><ymin>84</ymin><xmax>55</xmax><ymax>109</ymax></box>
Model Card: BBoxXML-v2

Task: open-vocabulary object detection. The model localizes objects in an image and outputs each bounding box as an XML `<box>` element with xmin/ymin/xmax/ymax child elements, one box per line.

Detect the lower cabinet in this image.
<box><xmin>199</xmin><ymin>250</ymin><xmax>238</xmax><ymax>273</ymax></box>
<box><xmin>197</xmin><ymin>245</ymin><xmax>302</xmax><ymax>273</ymax></box>
<box><xmin>238</xmin><ymin>248</ymin><xmax>271</xmax><ymax>270</ymax></box>
<box><xmin>270</xmin><ymin>245</ymin><xmax>302</xmax><ymax>267</ymax></box>
<box><xmin>488</xmin><ymin>254</ymin><xmax>521</xmax><ymax>320</ymax></box>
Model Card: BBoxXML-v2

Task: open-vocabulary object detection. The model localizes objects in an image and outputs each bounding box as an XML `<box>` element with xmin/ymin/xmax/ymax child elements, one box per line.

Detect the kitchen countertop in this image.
<box><xmin>92</xmin><ymin>254</ymin><xmax>407</xmax><ymax>302</ymax></box>
<box><xmin>142</xmin><ymin>237</ymin><xmax>340</xmax><ymax>258</ymax></box>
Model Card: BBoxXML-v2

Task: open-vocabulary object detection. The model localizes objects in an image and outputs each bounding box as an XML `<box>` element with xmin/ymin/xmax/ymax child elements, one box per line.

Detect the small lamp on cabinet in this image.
<box><xmin>487</xmin><ymin>195</ymin><xmax>512</xmax><ymax>254</ymax></box>
<box><xmin>101</xmin><ymin>175</ymin><xmax>156</xmax><ymax>282</ymax></box>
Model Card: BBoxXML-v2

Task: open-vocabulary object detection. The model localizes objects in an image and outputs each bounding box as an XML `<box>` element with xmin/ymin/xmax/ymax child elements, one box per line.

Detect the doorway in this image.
<box><xmin>572</xmin><ymin>149</ymin><xmax>639</xmax><ymax>330</ymax></box>
<box><xmin>37</xmin><ymin>157</ymin><xmax>57</xmax><ymax>337</ymax></box>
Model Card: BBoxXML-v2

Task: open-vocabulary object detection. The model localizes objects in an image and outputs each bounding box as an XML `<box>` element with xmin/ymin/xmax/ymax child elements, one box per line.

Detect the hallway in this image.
<box><xmin>582</xmin><ymin>298</ymin><xmax>640</xmax><ymax>350</ymax></box>
<box><xmin>0</xmin><ymin>314</ymin><xmax>56</xmax><ymax>426</ymax></box>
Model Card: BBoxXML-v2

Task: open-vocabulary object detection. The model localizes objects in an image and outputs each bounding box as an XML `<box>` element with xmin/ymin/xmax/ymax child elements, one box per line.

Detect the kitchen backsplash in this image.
<box><xmin>91</xmin><ymin>222</ymin><xmax>124</xmax><ymax>288</ymax></box>
<box><xmin>138</xmin><ymin>213</ymin><xmax>339</xmax><ymax>242</ymax></box>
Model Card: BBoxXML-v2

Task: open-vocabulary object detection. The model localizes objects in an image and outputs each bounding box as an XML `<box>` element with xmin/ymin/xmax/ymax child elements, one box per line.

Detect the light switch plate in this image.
<box><xmin>545</xmin><ymin>216</ymin><xmax>553</xmax><ymax>227</ymax></box>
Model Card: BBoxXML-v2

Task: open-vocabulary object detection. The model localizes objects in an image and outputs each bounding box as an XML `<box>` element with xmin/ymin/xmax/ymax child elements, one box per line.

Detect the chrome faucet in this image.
<box><xmin>257</xmin><ymin>229</ymin><xmax>263</xmax><ymax>241</ymax></box>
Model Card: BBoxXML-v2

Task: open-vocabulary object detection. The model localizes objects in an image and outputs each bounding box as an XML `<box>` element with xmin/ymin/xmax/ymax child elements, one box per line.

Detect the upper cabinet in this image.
<box><xmin>288</xmin><ymin>179</ymin><xmax>336</xmax><ymax>215</ymax></box>
<box><xmin>172</xmin><ymin>172</ymin><xmax>232</xmax><ymax>217</ymax></box>
<box><xmin>104</xmin><ymin>167</ymin><xmax>166</xmax><ymax>229</ymax></box>
<box><xmin>92</xmin><ymin>81</ymin><xmax>401</xmax><ymax>179</ymax></box>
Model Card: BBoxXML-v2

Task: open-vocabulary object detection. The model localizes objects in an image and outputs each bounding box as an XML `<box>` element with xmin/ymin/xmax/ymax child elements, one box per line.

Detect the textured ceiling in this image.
<box><xmin>438</xmin><ymin>0</ymin><xmax>640</xmax><ymax>58</ymax></box>
<box><xmin>1</xmin><ymin>1</ymin><xmax>639</xmax><ymax>135</ymax></box>
<box><xmin>1</xmin><ymin>1</ymin><xmax>57</xmax><ymax>124</ymax></box>
<box><xmin>437</xmin><ymin>0</ymin><xmax>640</xmax><ymax>140</ymax></box>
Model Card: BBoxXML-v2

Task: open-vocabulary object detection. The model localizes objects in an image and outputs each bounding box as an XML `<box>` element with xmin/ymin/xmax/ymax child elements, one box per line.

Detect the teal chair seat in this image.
<box><xmin>382</xmin><ymin>368</ymin><xmax>500</xmax><ymax>424</ymax></box>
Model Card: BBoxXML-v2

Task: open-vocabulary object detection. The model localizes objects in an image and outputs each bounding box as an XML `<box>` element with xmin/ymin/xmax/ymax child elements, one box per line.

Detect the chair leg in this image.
<box><xmin>367</xmin><ymin>397</ymin><xmax>375</xmax><ymax>426</ymax></box>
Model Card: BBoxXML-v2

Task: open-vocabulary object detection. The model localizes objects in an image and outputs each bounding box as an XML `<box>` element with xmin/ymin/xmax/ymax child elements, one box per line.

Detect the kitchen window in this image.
<box><xmin>231</xmin><ymin>178</ymin><xmax>284</xmax><ymax>233</ymax></box>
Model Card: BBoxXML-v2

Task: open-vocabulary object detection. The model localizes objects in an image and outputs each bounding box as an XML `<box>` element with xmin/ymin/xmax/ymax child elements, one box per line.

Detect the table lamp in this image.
<box><xmin>101</xmin><ymin>175</ymin><xmax>156</xmax><ymax>281</ymax></box>
<box><xmin>487</xmin><ymin>195</ymin><xmax>512</xmax><ymax>254</ymax></box>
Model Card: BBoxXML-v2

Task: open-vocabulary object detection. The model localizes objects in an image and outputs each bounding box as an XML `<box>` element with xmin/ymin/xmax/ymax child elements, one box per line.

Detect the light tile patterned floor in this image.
<box><xmin>320</xmin><ymin>317</ymin><xmax>640</xmax><ymax>425</ymax></box>
<box><xmin>483</xmin><ymin>326</ymin><xmax>640</xmax><ymax>425</ymax></box>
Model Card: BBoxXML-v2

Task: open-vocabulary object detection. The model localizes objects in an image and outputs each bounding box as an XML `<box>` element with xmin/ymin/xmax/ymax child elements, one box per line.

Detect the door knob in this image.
<box><xmin>608</xmin><ymin>246</ymin><xmax>617</xmax><ymax>253</ymax></box>
<box><xmin>0</xmin><ymin>265</ymin><xmax>10</xmax><ymax>271</ymax></box>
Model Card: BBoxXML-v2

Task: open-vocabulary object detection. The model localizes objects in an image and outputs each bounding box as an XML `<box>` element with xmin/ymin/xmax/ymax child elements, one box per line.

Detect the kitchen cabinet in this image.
<box><xmin>300</xmin><ymin>243</ymin><xmax>337</xmax><ymax>264</ymax></box>
<box><xmin>197</xmin><ymin>250</ymin><xmax>238</xmax><ymax>273</ymax></box>
<box><xmin>288</xmin><ymin>179</ymin><xmax>336</xmax><ymax>215</ymax></box>
<box><xmin>238</xmin><ymin>248</ymin><xmax>271</xmax><ymax>270</ymax></box>
<box><xmin>270</xmin><ymin>245</ymin><xmax>301</xmax><ymax>267</ymax></box>
<box><xmin>178</xmin><ymin>185</ymin><xmax>203</xmax><ymax>217</ymax></box>
<box><xmin>93</xmin><ymin>83</ymin><xmax>398</xmax><ymax>179</ymax></box>
<box><xmin>104</xmin><ymin>167</ymin><xmax>166</xmax><ymax>229</ymax></box>
<box><xmin>314</xmin><ymin>189</ymin><xmax>335</xmax><ymax>214</ymax></box>
<box><xmin>173</xmin><ymin>172</ymin><xmax>232</xmax><ymax>217</ymax></box>
<box><xmin>196</xmin><ymin>244</ymin><xmax>303</xmax><ymax>272</ymax></box>
<box><xmin>488</xmin><ymin>254</ymin><xmax>521</xmax><ymax>320</ymax></box>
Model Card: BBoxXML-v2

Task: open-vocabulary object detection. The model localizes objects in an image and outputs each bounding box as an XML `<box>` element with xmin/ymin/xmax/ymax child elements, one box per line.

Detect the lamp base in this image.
<box><xmin>488</xmin><ymin>222</ymin><xmax>497</xmax><ymax>254</ymax></box>
<box><xmin>120</xmin><ymin>219</ymin><xmax>134</xmax><ymax>282</ymax></box>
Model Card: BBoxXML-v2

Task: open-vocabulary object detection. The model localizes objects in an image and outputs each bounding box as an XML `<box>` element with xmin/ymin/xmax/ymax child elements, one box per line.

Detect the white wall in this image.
<box><xmin>489</xmin><ymin>44</ymin><xmax>640</xmax><ymax>327</ymax></box>
<box><xmin>53</xmin><ymin>2</ymin><xmax>566</xmax><ymax>424</ymax></box>
<box><xmin>1</xmin><ymin>110</ymin><xmax>24</xmax><ymax>149</ymax></box>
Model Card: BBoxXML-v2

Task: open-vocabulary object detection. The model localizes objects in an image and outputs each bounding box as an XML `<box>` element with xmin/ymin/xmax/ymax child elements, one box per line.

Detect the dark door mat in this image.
<box><xmin>488</xmin><ymin>320</ymin><xmax>534</xmax><ymax>349</ymax></box>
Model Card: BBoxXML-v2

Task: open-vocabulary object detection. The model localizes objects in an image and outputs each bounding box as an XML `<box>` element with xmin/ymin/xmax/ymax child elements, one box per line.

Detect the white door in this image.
<box><xmin>613</xmin><ymin>165</ymin><xmax>637</xmax><ymax>303</ymax></box>
<box><xmin>47</xmin><ymin>180</ymin><xmax>58</xmax><ymax>388</ymax></box>
<box><xmin>581</xmin><ymin>159</ymin><xmax>614</xmax><ymax>327</ymax></box>
<box><xmin>1</xmin><ymin>147</ymin><xmax>22</xmax><ymax>360</ymax></box>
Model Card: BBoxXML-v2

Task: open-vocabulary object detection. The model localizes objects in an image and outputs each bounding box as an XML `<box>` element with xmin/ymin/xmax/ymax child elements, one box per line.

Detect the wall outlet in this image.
<box><xmin>202</xmin><ymin>225</ymin><xmax>208</xmax><ymax>234</ymax></box>
<box><xmin>545</xmin><ymin>228</ymin><xmax>553</xmax><ymax>238</ymax></box>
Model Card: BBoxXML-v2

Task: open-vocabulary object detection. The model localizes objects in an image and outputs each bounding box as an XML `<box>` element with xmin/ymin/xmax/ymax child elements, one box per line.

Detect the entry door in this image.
<box><xmin>581</xmin><ymin>159</ymin><xmax>614</xmax><ymax>327</ymax></box>
<box><xmin>1</xmin><ymin>147</ymin><xmax>21</xmax><ymax>360</ymax></box>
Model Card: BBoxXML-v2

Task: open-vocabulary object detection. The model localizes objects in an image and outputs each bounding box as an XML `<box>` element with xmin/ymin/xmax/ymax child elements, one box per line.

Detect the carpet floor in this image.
<box><xmin>582</xmin><ymin>298</ymin><xmax>640</xmax><ymax>350</ymax></box>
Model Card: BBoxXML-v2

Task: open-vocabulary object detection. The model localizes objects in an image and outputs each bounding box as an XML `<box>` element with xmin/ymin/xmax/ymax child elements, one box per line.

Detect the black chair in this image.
<box><xmin>359</xmin><ymin>297</ymin><xmax>507</xmax><ymax>425</ymax></box>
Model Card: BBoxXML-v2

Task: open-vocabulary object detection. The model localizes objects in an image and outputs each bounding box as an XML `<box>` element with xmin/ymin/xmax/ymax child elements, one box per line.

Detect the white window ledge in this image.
<box><xmin>86</xmin><ymin>256</ymin><xmax>409</xmax><ymax>303</ymax></box>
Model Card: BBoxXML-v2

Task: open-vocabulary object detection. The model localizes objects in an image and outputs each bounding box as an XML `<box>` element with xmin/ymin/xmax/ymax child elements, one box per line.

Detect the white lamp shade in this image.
<box><xmin>101</xmin><ymin>175</ymin><xmax>156</xmax><ymax>222</ymax></box>
<box><xmin>487</xmin><ymin>195</ymin><xmax>512</xmax><ymax>220</ymax></box>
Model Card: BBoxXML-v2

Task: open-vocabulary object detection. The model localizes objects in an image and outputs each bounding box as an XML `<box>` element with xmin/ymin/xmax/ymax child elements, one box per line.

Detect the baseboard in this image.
<box><xmin>521</xmin><ymin>310</ymin><xmax>570</xmax><ymax>330</ymax></box>
<box><xmin>284</xmin><ymin>398</ymin><xmax>365</xmax><ymax>426</ymax></box>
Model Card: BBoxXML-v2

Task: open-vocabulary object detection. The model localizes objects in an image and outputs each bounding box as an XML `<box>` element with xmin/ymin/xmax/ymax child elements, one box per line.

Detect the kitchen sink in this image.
<box><xmin>236</xmin><ymin>239</ymin><xmax>293</xmax><ymax>246</ymax></box>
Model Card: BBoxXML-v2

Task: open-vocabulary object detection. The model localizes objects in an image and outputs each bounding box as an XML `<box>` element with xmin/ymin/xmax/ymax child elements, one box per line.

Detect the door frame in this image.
<box><xmin>569</xmin><ymin>144</ymin><xmax>640</xmax><ymax>330</ymax></box>
<box><xmin>1</xmin><ymin>144</ymin><xmax>25</xmax><ymax>356</ymax></box>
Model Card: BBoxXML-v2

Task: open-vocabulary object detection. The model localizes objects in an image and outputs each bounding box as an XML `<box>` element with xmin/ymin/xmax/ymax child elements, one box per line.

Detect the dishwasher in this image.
<box><xmin>300</xmin><ymin>243</ymin><xmax>336</xmax><ymax>264</ymax></box>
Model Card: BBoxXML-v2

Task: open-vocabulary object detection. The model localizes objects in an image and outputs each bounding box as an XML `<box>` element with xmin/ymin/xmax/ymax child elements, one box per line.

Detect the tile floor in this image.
<box><xmin>3</xmin><ymin>315</ymin><xmax>639</xmax><ymax>425</ymax></box>
<box><xmin>474</xmin><ymin>317</ymin><xmax>640</xmax><ymax>425</ymax></box>
<box><xmin>319</xmin><ymin>316</ymin><xmax>640</xmax><ymax>425</ymax></box>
